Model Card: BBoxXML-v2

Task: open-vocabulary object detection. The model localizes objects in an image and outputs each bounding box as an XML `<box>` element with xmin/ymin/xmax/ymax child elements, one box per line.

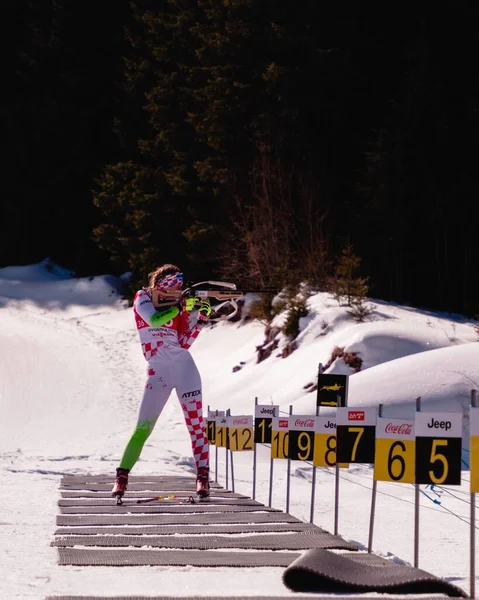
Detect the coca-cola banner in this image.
<box><xmin>376</xmin><ymin>417</ymin><xmax>415</xmax><ymax>439</ymax></box>
<box><xmin>227</xmin><ymin>415</ymin><xmax>254</xmax><ymax>452</ymax></box>
<box><xmin>288</xmin><ymin>415</ymin><xmax>315</xmax><ymax>461</ymax></box>
<box><xmin>227</xmin><ymin>415</ymin><xmax>253</xmax><ymax>428</ymax></box>
<box><xmin>288</xmin><ymin>416</ymin><xmax>316</xmax><ymax>431</ymax></box>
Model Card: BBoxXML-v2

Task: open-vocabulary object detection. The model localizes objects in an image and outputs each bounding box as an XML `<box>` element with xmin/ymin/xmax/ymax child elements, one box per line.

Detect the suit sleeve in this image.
<box><xmin>134</xmin><ymin>290</ymin><xmax>180</xmax><ymax>326</ymax></box>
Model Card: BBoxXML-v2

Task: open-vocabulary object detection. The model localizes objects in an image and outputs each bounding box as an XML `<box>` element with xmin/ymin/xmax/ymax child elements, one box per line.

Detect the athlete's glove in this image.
<box><xmin>197</xmin><ymin>299</ymin><xmax>212</xmax><ymax>323</ymax></box>
<box><xmin>185</xmin><ymin>297</ymin><xmax>200</xmax><ymax>312</ymax></box>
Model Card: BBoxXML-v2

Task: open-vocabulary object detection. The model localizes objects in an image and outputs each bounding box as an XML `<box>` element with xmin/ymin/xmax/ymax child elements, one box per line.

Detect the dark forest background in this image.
<box><xmin>3</xmin><ymin>1</ymin><xmax>479</xmax><ymax>316</ymax></box>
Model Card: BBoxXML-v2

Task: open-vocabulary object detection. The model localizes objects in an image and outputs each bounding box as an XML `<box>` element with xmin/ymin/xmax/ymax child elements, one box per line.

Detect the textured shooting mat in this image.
<box><xmin>54</xmin><ymin>521</ymin><xmax>317</xmax><ymax>535</ymax></box>
<box><xmin>57</xmin><ymin>547</ymin><xmax>299</xmax><ymax>567</ymax></box>
<box><xmin>54</xmin><ymin>474</ymin><xmax>463</xmax><ymax>598</ymax></box>
<box><xmin>59</xmin><ymin>505</ymin><xmax>276</xmax><ymax>514</ymax></box>
<box><xmin>59</xmin><ymin>474</ymin><xmax>221</xmax><ymax>493</ymax></box>
<box><xmin>282</xmin><ymin>548</ymin><xmax>468</xmax><ymax>597</ymax></box>
<box><xmin>57</xmin><ymin>511</ymin><xmax>300</xmax><ymax>526</ymax></box>
<box><xmin>52</xmin><ymin>530</ymin><xmax>358</xmax><ymax>550</ymax></box>
<box><xmin>49</xmin><ymin>596</ymin><xmax>456</xmax><ymax>600</ymax></box>
<box><xmin>53</xmin><ymin>474</ymin><xmax>358</xmax><ymax>569</ymax></box>
<box><xmin>59</xmin><ymin>501</ymin><xmax>266</xmax><ymax>512</ymax></box>
<box><xmin>60</xmin><ymin>489</ymin><xmax>245</xmax><ymax>499</ymax></box>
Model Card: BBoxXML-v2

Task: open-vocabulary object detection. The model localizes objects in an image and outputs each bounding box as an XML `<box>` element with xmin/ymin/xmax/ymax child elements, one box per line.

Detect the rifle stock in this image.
<box><xmin>189</xmin><ymin>289</ymin><xmax>277</xmax><ymax>301</ymax></box>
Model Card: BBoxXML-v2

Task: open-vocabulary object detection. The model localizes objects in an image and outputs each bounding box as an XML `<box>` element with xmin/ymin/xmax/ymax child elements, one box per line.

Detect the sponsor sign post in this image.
<box><xmin>470</xmin><ymin>390</ymin><xmax>477</xmax><ymax>600</ymax></box>
<box><xmin>313</xmin><ymin>417</ymin><xmax>348</xmax><ymax>468</ymax></box>
<box><xmin>227</xmin><ymin>415</ymin><xmax>254</xmax><ymax>452</ymax></box>
<box><xmin>374</xmin><ymin>418</ymin><xmax>415</xmax><ymax>483</ymax></box>
<box><xmin>255</xmin><ymin>404</ymin><xmax>279</xmax><ymax>444</ymax></box>
<box><xmin>336</xmin><ymin>408</ymin><xmax>377</xmax><ymax>464</ymax></box>
<box><xmin>469</xmin><ymin>405</ymin><xmax>479</xmax><ymax>493</ymax></box>
<box><xmin>208</xmin><ymin>408</ymin><xmax>225</xmax><ymax>484</ymax></box>
<box><xmin>271</xmin><ymin>417</ymin><xmax>290</xmax><ymax>460</ymax></box>
<box><xmin>288</xmin><ymin>416</ymin><xmax>315</xmax><ymax>462</ymax></box>
<box><xmin>253</xmin><ymin>402</ymin><xmax>279</xmax><ymax>501</ymax></box>
<box><xmin>415</xmin><ymin>411</ymin><xmax>462</xmax><ymax>486</ymax></box>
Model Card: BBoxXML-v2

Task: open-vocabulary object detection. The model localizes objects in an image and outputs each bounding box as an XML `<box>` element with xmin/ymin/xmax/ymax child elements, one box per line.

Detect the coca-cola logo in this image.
<box><xmin>233</xmin><ymin>417</ymin><xmax>249</xmax><ymax>426</ymax></box>
<box><xmin>348</xmin><ymin>411</ymin><xmax>365</xmax><ymax>421</ymax></box>
<box><xmin>294</xmin><ymin>418</ymin><xmax>314</xmax><ymax>428</ymax></box>
<box><xmin>385</xmin><ymin>422</ymin><xmax>413</xmax><ymax>435</ymax></box>
<box><xmin>279</xmin><ymin>419</ymin><xmax>289</xmax><ymax>428</ymax></box>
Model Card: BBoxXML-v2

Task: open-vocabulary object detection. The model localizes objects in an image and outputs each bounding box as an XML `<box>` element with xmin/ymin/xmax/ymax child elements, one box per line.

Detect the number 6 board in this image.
<box><xmin>374</xmin><ymin>417</ymin><xmax>415</xmax><ymax>483</ymax></box>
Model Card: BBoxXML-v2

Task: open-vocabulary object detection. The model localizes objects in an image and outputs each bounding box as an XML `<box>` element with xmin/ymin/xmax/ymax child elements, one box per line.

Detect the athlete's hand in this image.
<box><xmin>185</xmin><ymin>297</ymin><xmax>200</xmax><ymax>312</ymax></box>
<box><xmin>197</xmin><ymin>299</ymin><xmax>212</xmax><ymax>323</ymax></box>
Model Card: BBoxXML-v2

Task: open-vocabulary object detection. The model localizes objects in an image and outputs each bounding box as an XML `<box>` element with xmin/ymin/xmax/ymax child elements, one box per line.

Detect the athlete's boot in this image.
<box><xmin>196</xmin><ymin>467</ymin><xmax>210</xmax><ymax>498</ymax></box>
<box><xmin>111</xmin><ymin>468</ymin><xmax>129</xmax><ymax>504</ymax></box>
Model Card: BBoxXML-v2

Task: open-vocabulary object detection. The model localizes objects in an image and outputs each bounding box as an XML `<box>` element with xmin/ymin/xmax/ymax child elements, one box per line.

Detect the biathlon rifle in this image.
<box><xmin>182</xmin><ymin>280</ymin><xmax>277</xmax><ymax>321</ymax></box>
<box><xmin>152</xmin><ymin>280</ymin><xmax>276</xmax><ymax>320</ymax></box>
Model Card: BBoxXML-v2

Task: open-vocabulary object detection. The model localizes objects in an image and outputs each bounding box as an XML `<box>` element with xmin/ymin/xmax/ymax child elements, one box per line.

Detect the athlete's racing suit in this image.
<box><xmin>118</xmin><ymin>289</ymin><xmax>209</xmax><ymax>473</ymax></box>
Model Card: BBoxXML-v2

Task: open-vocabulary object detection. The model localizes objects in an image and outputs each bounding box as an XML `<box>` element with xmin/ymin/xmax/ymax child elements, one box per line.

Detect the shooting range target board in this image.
<box><xmin>254</xmin><ymin>404</ymin><xmax>279</xmax><ymax>444</ymax></box>
<box><xmin>336</xmin><ymin>407</ymin><xmax>377</xmax><ymax>464</ymax></box>
<box><xmin>288</xmin><ymin>416</ymin><xmax>315</xmax><ymax>461</ymax></box>
<box><xmin>415</xmin><ymin>412</ymin><xmax>462</xmax><ymax>485</ymax></box>
<box><xmin>374</xmin><ymin>417</ymin><xmax>415</xmax><ymax>483</ymax></box>
<box><xmin>271</xmin><ymin>417</ymin><xmax>289</xmax><ymax>459</ymax></box>
<box><xmin>227</xmin><ymin>415</ymin><xmax>254</xmax><ymax>451</ymax></box>
<box><xmin>470</xmin><ymin>407</ymin><xmax>479</xmax><ymax>493</ymax></box>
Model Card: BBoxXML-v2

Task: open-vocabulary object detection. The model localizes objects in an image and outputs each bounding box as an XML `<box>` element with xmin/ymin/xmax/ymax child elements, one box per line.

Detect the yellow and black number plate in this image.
<box><xmin>288</xmin><ymin>415</ymin><xmax>315</xmax><ymax>461</ymax></box>
<box><xmin>336</xmin><ymin>408</ymin><xmax>376</xmax><ymax>464</ymax></box>
<box><xmin>254</xmin><ymin>404</ymin><xmax>278</xmax><ymax>444</ymax></box>
<box><xmin>470</xmin><ymin>407</ymin><xmax>479</xmax><ymax>493</ymax></box>
<box><xmin>313</xmin><ymin>417</ymin><xmax>348</xmax><ymax>468</ymax></box>
<box><xmin>215</xmin><ymin>415</ymin><xmax>229</xmax><ymax>448</ymax></box>
<box><xmin>374</xmin><ymin>417</ymin><xmax>415</xmax><ymax>483</ymax></box>
<box><xmin>271</xmin><ymin>417</ymin><xmax>289</xmax><ymax>459</ymax></box>
<box><xmin>415</xmin><ymin>412</ymin><xmax>462</xmax><ymax>485</ymax></box>
<box><xmin>227</xmin><ymin>415</ymin><xmax>254</xmax><ymax>452</ymax></box>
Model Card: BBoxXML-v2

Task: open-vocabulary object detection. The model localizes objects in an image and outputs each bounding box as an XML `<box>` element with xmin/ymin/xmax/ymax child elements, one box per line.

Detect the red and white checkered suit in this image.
<box><xmin>124</xmin><ymin>288</ymin><xmax>209</xmax><ymax>471</ymax></box>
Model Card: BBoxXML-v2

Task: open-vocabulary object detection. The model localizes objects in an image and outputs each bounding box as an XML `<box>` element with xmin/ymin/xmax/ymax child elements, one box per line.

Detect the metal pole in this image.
<box><xmin>253</xmin><ymin>397</ymin><xmax>258</xmax><ymax>500</ymax></box>
<box><xmin>214</xmin><ymin>409</ymin><xmax>219</xmax><ymax>484</ymax></box>
<box><xmin>414</xmin><ymin>396</ymin><xmax>421</xmax><ymax>568</ymax></box>
<box><xmin>334</xmin><ymin>460</ymin><xmax>340</xmax><ymax>535</ymax></box>
<box><xmin>230</xmin><ymin>443</ymin><xmax>235</xmax><ymax>492</ymax></box>
<box><xmin>334</xmin><ymin>392</ymin><xmax>344</xmax><ymax>535</ymax></box>
<box><xmin>268</xmin><ymin>453</ymin><xmax>274</xmax><ymax>507</ymax></box>
<box><xmin>286</xmin><ymin>405</ymin><xmax>293</xmax><ymax>513</ymax></box>
<box><xmin>310</xmin><ymin>404</ymin><xmax>320</xmax><ymax>523</ymax></box>
<box><xmin>207</xmin><ymin>404</ymin><xmax>213</xmax><ymax>480</ymax></box>
<box><xmin>368</xmin><ymin>404</ymin><xmax>382</xmax><ymax>552</ymax></box>
<box><xmin>225</xmin><ymin>409</ymin><xmax>230</xmax><ymax>489</ymax></box>
<box><xmin>471</xmin><ymin>389</ymin><xmax>477</xmax><ymax>599</ymax></box>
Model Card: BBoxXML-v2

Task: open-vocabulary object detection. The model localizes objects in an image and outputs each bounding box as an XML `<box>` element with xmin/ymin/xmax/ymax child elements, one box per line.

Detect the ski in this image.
<box><xmin>136</xmin><ymin>493</ymin><xmax>177</xmax><ymax>504</ymax></box>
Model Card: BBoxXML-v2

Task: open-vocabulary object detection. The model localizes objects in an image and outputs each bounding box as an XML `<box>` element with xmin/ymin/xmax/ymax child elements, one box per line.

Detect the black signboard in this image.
<box><xmin>316</xmin><ymin>373</ymin><xmax>348</xmax><ymax>407</ymax></box>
